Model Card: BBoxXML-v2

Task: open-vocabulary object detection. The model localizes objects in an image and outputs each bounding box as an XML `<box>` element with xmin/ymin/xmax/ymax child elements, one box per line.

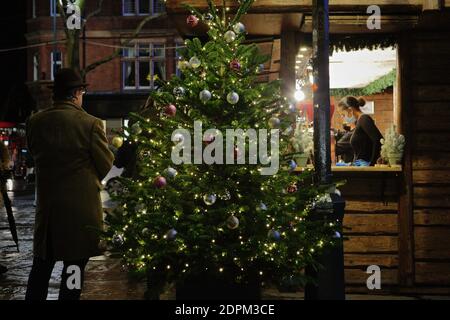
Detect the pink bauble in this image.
<box><xmin>165</xmin><ymin>104</ymin><xmax>177</xmax><ymax>117</ymax></box>
<box><xmin>154</xmin><ymin>176</ymin><xmax>167</xmax><ymax>189</ymax></box>
<box><xmin>187</xmin><ymin>15</ymin><xmax>199</xmax><ymax>27</ymax></box>
<box><xmin>287</xmin><ymin>184</ymin><xmax>298</xmax><ymax>194</ymax></box>
<box><xmin>230</xmin><ymin>60</ymin><xmax>241</xmax><ymax>71</ymax></box>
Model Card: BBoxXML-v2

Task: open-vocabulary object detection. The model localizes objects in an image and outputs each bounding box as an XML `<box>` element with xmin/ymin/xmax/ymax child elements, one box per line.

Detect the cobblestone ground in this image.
<box><xmin>0</xmin><ymin>180</ymin><xmax>428</xmax><ymax>300</ymax></box>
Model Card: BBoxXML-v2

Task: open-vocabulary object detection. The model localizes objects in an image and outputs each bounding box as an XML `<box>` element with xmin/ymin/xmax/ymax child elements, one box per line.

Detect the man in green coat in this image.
<box><xmin>25</xmin><ymin>69</ymin><xmax>114</xmax><ymax>300</ymax></box>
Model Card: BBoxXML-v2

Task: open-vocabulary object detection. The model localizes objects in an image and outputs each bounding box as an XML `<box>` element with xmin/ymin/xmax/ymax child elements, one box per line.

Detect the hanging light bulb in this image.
<box><xmin>294</xmin><ymin>89</ymin><xmax>305</xmax><ymax>102</ymax></box>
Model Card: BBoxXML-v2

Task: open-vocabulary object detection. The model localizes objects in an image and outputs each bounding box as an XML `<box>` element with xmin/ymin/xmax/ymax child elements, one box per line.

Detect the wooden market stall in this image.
<box><xmin>166</xmin><ymin>0</ymin><xmax>450</xmax><ymax>295</ymax></box>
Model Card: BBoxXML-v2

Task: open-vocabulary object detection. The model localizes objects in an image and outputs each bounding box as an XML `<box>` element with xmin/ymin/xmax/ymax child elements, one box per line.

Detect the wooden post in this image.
<box><xmin>280</xmin><ymin>30</ymin><xmax>298</xmax><ymax>100</ymax></box>
<box><xmin>422</xmin><ymin>0</ymin><xmax>443</xmax><ymax>11</ymax></box>
<box><xmin>397</xmin><ymin>33</ymin><xmax>415</xmax><ymax>287</ymax></box>
<box><xmin>312</xmin><ymin>0</ymin><xmax>332</xmax><ymax>185</ymax></box>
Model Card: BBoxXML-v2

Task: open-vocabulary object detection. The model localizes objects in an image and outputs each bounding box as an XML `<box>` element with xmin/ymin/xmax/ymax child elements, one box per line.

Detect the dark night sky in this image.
<box><xmin>0</xmin><ymin>1</ymin><xmax>28</xmax><ymax>122</ymax></box>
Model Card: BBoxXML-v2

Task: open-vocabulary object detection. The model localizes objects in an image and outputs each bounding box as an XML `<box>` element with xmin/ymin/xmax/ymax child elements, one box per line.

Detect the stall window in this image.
<box><xmin>294</xmin><ymin>45</ymin><xmax>398</xmax><ymax>166</ymax></box>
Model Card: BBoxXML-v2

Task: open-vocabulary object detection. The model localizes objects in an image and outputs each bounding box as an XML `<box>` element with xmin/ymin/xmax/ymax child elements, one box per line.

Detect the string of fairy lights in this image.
<box><xmin>106</xmin><ymin>0</ymin><xmax>339</xmax><ymax>280</ymax></box>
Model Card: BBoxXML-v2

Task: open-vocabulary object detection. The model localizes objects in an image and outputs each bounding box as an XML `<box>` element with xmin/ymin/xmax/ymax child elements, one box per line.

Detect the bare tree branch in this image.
<box><xmin>83</xmin><ymin>0</ymin><xmax>104</xmax><ymax>30</ymax></box>
<box><xmin>82</xmin><ymin>13</ymin><xmax>168</xmax><ymax>76</ymax></box>
<box><xmin>57</xmin><ymin>0</ymin><xmax>70</xmax><ymax>39</ymax></box>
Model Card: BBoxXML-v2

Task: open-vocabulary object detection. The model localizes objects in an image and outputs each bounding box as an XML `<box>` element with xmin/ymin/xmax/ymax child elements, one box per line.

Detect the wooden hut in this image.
<box><xmin>165</xmin><ymin>0</ymin><xmax>450</xmax><ymax>296</ymax></box>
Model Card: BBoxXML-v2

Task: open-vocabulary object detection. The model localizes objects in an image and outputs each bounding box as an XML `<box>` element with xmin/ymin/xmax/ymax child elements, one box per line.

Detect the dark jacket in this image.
<box><xmin>350</xmin><ymin>114</ymin><xmax>383</xmax><ymax>165</ymax></box>
<box><xmin>26</xmin><ymin>101</ymin><xmax>114</xmax><ymax>260</ymax></box>
<box><xmin>335</xmin><ymin>129</ymin><xmax>354</xmax><ymax>163</ymax></box>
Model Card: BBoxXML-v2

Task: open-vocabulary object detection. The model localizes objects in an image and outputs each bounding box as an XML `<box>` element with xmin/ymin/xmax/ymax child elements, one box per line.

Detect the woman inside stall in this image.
<box><xmin>337</xmin><ymin>96</ymin><xmax>383</xmax><ymax>166</ymax></box>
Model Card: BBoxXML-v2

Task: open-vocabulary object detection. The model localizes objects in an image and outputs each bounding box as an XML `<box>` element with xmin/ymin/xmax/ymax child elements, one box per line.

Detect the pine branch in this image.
<box><xmin>82</xmin><ymin>13</ymin><xmax>167</xmax><ymax>76</ymax></box>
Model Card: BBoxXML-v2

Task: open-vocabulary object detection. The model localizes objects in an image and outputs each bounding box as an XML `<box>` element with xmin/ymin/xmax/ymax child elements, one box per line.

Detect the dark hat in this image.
<box><xmin>48</xmin><ymin>68</ymin><xmax>88</xmax><ymax>90</ymax></box>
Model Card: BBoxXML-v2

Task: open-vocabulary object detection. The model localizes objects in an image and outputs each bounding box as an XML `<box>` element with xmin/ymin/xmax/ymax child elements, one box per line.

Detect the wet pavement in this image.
<box><xmin>0</xmin><ymin>179</ymin><xmax>443</xmax><ymax>300</ymax></box>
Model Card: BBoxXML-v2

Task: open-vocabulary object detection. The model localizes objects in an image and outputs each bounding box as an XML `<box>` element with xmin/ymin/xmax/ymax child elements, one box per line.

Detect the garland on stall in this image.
<box><xmin>299</xmin><ymin>33</ymin><xmax>397</xmax><ymax>53</ymax></box>
<box><xmin>330</xmin><ymin>69</ymin><xmax>396</xmax><ymax>98</ymax></box>
<box><xmin>329</xmin><ymin>34</ymin><xmax>397</xmax><ymax>53</ymax></box>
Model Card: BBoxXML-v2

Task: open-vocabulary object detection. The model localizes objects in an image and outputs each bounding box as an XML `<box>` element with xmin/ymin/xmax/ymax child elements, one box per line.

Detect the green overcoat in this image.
<box><xmin>26</xmin><ymin>101</ymin><xmax>114</xmax><ymax>260</ymax></box>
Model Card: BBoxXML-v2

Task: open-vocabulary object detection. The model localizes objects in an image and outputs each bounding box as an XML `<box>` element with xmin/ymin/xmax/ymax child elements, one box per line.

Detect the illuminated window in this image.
<box><xmin>122</xmin><ymin>0</ymin><xmax>165</xmax><ymax>16</ymax></box>
<box><xmin>122</xmin><ymin>43</ymin><xmax>166</xmax><ymax>90</ymax></box>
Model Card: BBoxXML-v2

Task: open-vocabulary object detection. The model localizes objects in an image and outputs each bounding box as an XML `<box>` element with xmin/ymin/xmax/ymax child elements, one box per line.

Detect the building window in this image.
<box><xmin>51</xmin><ymin>51</ymin><xmax>63</xmax><ymax>80</ymax></box>
<box><xmin>175</xmin><ymin>43</ymin><xmax>183</xmax><ymax>78</ymax></box>
<box><xmin>122</xmin><ymin>43</ymin><xmax>166</xmax><ymax>90</ymax></box>
<box><xmin>33</xmin><ymin>53</ymin><xmax>40</xmax><ymax>81</ymax></box>
<box><xmin>32</xmin><ymin>0</ymin><xmax>36</xmax><ymax>18</ymax></box>
<box><xmin>122</xmin><ymin>0</ymin><xmax>165</xmax><ymax>16</ymax></box>
<box><xmin>50</xmin><ymin>0</ymin><xmax>60</xmax><ymax>16</ymax></box>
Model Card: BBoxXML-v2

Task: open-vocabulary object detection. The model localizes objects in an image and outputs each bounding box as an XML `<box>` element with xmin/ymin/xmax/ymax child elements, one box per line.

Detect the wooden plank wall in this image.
<box><xmin>408</xmin><ymin>29</ymin><xmax>450</xmax><ymax>292</ymax></box>
<box><xmin>334</xmin><ymin>172</ymin><xmax>401</xmax><ymax>293</ymax></box>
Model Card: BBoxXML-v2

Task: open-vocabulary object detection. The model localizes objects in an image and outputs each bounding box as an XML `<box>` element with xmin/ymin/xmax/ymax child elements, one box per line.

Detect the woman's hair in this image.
<box><xmin>338</xmin><ymin>96</ymin><xmax>366</xmax><ymax>112</ymax></box>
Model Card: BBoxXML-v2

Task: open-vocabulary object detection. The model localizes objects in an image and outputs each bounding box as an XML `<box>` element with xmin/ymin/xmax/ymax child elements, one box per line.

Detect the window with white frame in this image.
<box><xmin>32</xmin><ymin>0</ymin><xmax>36</xmax><ymax>18</ymax></box>
<box><xmin>50</xmin><ymin>0</ymin><xmax>60</xmax><ymax>16</ymax></box>
<box><xmin>51</xmin><ymin>51</ymin><xmax>63</xmax><ymax>80</ymax></box>
<box><xmin>33</xmin><ymin>53</ymin><xmax>40</xmax><ymax>81</ymax></box>
<box><xmin>122</xmin><ymin>43</ymin><xmax>166</xmax><ymax>90</ymax></box>
<box><xmin>175</xmin><ymin>42</ymin><xmax>184</xmax><ymax>78</ymax></box>
<box><xmin>122</xmin><ymin>0</ymin><xmax>165</xmax><ymax>16</ymax></box>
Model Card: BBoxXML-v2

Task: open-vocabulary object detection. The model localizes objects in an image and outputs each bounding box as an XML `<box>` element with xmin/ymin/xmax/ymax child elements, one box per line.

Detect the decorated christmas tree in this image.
<box><xmin>105</xmin><ymin>0</ymin><xmax>339</xmax><ymax>298</ymax></box>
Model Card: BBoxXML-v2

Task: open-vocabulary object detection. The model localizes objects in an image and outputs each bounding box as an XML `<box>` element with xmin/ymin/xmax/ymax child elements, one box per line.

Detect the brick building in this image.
<box><xmin>26</xmin><ymin>0</ymin><xmax>182</xmax><ymax>136</ymax></box>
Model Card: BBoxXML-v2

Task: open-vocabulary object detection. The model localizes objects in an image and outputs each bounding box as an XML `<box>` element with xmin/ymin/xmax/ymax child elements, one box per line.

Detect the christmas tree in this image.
<box><xmin>105</xmin><ymin>0</ymin><xmax>339</xmax><ymax>297</ymax></box>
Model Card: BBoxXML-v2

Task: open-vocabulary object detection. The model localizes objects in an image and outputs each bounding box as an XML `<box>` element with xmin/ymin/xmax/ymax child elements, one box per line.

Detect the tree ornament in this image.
<box><xmin>172</xmin><ymin>133</ymin><xmax>185</xmax><ymax>144</ymax></box>
<box><xmin>226</xmin><ymin>215</ymin><xmax>239</xmax><ymax>229</ymax></box>
<box><xmin>112</xmin><ymin>136</ymin><xmax>123</xmax><ymax>148</ymax></box>
<box><xmin>136</xmin><ymin>203</ymin><xmax>146</xmax><ymax>213</ymax></box>
<box><xmin>230</xmin><ymin>59</ymin><xmax>241</xmax><ymax>71</ymax></box>
<box><xmin>224</xmin><ymin>30</ymin><xmax>236</xmax><ymax>43</ymax></box>
<box><xmin>178</xmin><ymin>60</ymin><xmax>190</xmax><ymax>72</ymax></box>
<box><xmin>288</xmin><ymin>160</ymin><xmax>297</xmax><ymax>171</ymax></box>
<box><xmin>164</xmin><ymin>104</ymin><xmax>177</xmax><ymax>117</ymax></box>
<box><xmin>284</xmin><ymin>104</ymin><xmax>297</xmax><ymax>114</ymax></box>
<box><xmin>227</xmin><ymin>92</ymin><xmax>239</xmax><ymax>104</ymax></box>
<box><xmin>154</xmin><ymin>176</ymin><xmax>167</xmax><ymax>189</ymax></box>
<box><xmin>269</xmin><ymin>117</ymin><xmax>281</xmax><ymax>128</ymax></box>
<box><xmin>189</xmin><ymin>56</ymin><xmax>201</xmax><ymax>69</ymax></box>
<box><xmin>220</xmin><ymin>190</ymin><xmax>231</xmax><ymax>200</ymax></box>
<box><xmin>334</xmin><ymin>231</ymin><xmax>341</xmax><ymax>239</ymax></box>
<box><xmin>112</xmin><ymin>233</ymin><xmax>124</xmax><ymax>246</ymax></box>
<box><xmin>186</xmin><ymin>15</ymin><xmax>199</xmax><ymax>27</ymax></box>
<box><xmin>268</xmin><ymin>229</ymin><xmax>281</xmax><ymax>241</ymax></box>
<box><xmin>139</xmin><ymin>150</ymin><xmax>151</xmax><ymax>159</ymax></box>
<box><xmin>105</xmin><ymin>178</ymin><xmax>123</xmax><ymax>197</ymax></box>
<box><xmin>257</xmin><ymin>64</ymin><xmax>265</xmax><ymax>73</ymax></box>
<box><xmin>234</xmin><ymin>147</ymin><xmax>241</xmax><ymax>160</ymax></box>
<box><xmin>204</xmin><ymin>13</ymin><xmax>214</xmax><ymax>21</ymax></box>
<box><xmin>233</xmin><ymin>22</ymin><xmax>246</xmax><ymax>34</ymax></box>
<box><xmin>287</xmin><ymin>184</ymin><xmax>298</xmax><ymax>194</ymax></box>
<box><xmin>142</xmin><ymin>227</ymin><xmax>150</xmax><ymax>236</ymax></box>
<box><xmin>131</xmin><ymin>123</ymin><xmax>142</xmax><ymax>135</ymax></box>
<box><xmin>173</xmin><ymin>86</ymin><xmax>185</xmax><ymax>97</ymax></box>
<box><xmin>203</xmin><ymin>194</ymin><xmax>217</xmax><ymax>206</ymax></box>
<box><xmin>166</xmin><ymin>167</ymin><xmax>178</xmax><ymax>179</ymax></box>
<box><xmin>199</xmin><ymin>89</ymin><xmax>212</xmax><ymax>102</ymax></box>
<box><xmin>282</xmin><ymin>126</ymin><xmax>293</xmax><ymax>136</ymax></box>
<box><xmin>203</xmin><ymin>133</ymin><xmax>216</xmax><ymax>145</ymax></box>
<box><xmin>165</xmin><ymin>228</ymin><xmax>178</xmax><ymax>240</ymax></box>
<box><xmin>256</xmin><ymin>202</ymin><xmax>268</xmax><ymax>212</ymax></box>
